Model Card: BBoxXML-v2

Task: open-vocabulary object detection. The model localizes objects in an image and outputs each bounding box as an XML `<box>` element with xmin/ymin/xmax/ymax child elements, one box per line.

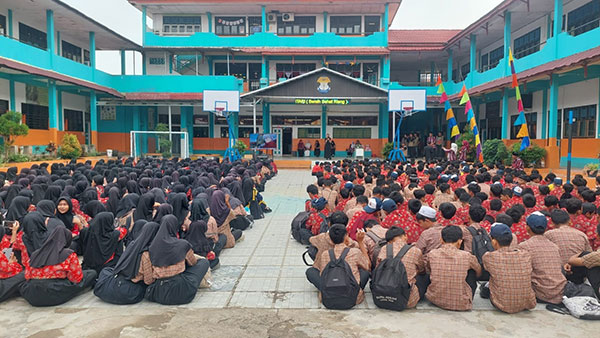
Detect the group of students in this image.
<box><xmin>0</xmin><ymin>157</ymin><xmax>275</xmax><ymax>306</ymax></box>
<box><xmin>300</xmin><ymin>158</ymin><xmax>600</xmax><ymax>312</ymax></box>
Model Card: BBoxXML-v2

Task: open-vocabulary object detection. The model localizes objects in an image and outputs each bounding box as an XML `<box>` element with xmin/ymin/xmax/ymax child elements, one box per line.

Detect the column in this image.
<box><xmin>262</xmin><ymin>103</ymin><xmax>270</xmax><ymax>133</ymax></box>
<box><xmin>120</xmin><ymin>50</ymin><xmax>126</xmax><ymax>75</ymax></box>
<box><xmin>541</xmin><ymin>88</ymin><xmax>548</xmax><ymax>139</ymax></box>
<box><xmin>142</xmin><ymin>6</ymin><xmax>147</xmax><ymax>45</ymax></box>
<box><xmin>323</xmin><ymin>12</ymin><xmax>328</xmax><ymax>32</ymax></box>
<box><xmin>548</xmin><ymin>74</ymin><xmax>559</xmax><ymax>139</ymax></box>
<box><xmin>207</xmin><ymin>57</ymin><xmax>213</xmax><ymax>75</ymax></box>
<box><xmin>469</xmin><ymin>34</ymin><xmax>476</xmax><ymax>75</ymax></box>
<box><xmin>181</xmin><ymin>106</ymin><xmax>194</xmax><ymax>156</ymax></box>
<box><xmin>381</xmin><ymin>56</ymin><xmax>390</xmax><ymax>89</ymax></box>
<box><xmin>553</xmin><ymin>0</ymin><xmax>563</xmax><ymax>57</ymax></box>
<box><xmin>57</xmin><ymin>89</ymin><xmax>63</xmax><ymax>131</ymax></box>
<box><xmin>48</xmin><ymin>81</ymin><xmax>58</xmax><ymax>143</ymax></box>
<box><xmin>261</xmin><ymin>6</ymin><xmax>267</xmax><ymax>32</ymax></box>
<box><xmin>447</xmin><ymin>49</ymin><xmax>453</xmax><ymax>81</ymax></box>
<box><xmin>8</xmin><ymin>79</ymin><xmax>15</xmax><ymax>111</ymax></box>
<box><xmin>46</xmin><ymin>10</ymin><xmax>55</xmax><ymax>66</ymax></box>
<box><xmin>208</xmin><ymin>112</ymin><xmax>214</xmax><ymax>138</ymax></box>
<box><xmin>321</xmin><ymin>106</ymin><xmax>327</xmax><ymax>138</ymax></box>
<box><xmin>7</xmin><ymin>9</ymin><xmax>13</xmax><ymax>38</ymax></box>
<box><xmin>379</xmin><ymin>103</ymin><xmax>389</xmax><ymax>140</ymax></box>
<box><xmin>383</xmin><ymin>3</ymin><xmax>389</xmax><ymax>36</ymax></box>
<box><xmin>90</xmin><ymin>90</ymin><xmax>98</xmax><ymax>147</ymax></box>
<box><xmin>89</xmin><ymin>32</ymin><xmax>96</xmax><ymax>69</ymax></box>
<box><xmin>56</xmin><ymin>31</ymin><xmax>61</xmax><ymax>55</ymax></box>
<box><xmin>503</xmin><ymin>11</ymin><xmax>511</xmax><ymax>77</ymax></box>
<box><xmin>232</xmin><ymin>112</ymin><xmax>239</xmax><ymax>141</ymax></box>
<box><xmin>132</xmin><ymin>107</ymin><xmax>140</xmax><ymax>157</ymax></box>
<box><xmin>430</xmin><ymin>61</ymin><xmax>435</xmax><ymax>85</ymax></box>
<box><xmin>501</xmin><ymin>89</ymin><xmax>509</xmax><ymax>139</ymax></box>
<box><xmin>207</xmin><ymin>12</ymin><xmax>212</xmax><ymax>33</ymax></box>
<box><xmin>142</xmin><ymin>52</ymin><xmax>147</xmax><ymax>75</ymax></box>
<box><xmin>141</xmin><ymin>107</ymin><xmax>148</xmax><ymax>154</ymax></box>
<box><xmin>260</xmin><ymin>56</ymin><xmax>268</xmax><ymax>88</ymax></box>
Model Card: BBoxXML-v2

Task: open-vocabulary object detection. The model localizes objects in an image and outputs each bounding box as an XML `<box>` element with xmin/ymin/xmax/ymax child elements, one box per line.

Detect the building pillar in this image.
<box><xmin>7</xmin><ymin>9</ymin><xmax>13</xmax><ymax>38</ymax></box>
<box><xmin>323</xmin><ymin>12</ymin><xmax>328</xmax><ymax>32</ymax></box>
<box><xmin>260</xmin><ymin>56</ymin><xmax>268</xmax><ymax>88</ymax></box>
<box><xmin>142</xmin><ymin>52</ymin><xmax>147</xmax><ymax>75</ymax></box>
<box><xmin>541</xmin><ymin>88</ymin><xmax>548</xmax><ymax>139</ymax></box>
<box><xmin>553</xmin><ymin>0</ymin><xmax>563</xmax><ymax>57</ymax></box>
<box><xmin>208</xmin><ymin>112</ymin><xmax>214</xmax><ymax>138</ymax></box>
<box><xmin>379</xmin><ymin>103</ymin><xmax>389</xmax><ymax>140</ymax></box>
<box><xmin>57</xmin><ymin>89</ymin><xmax>63</xmax><ymax>131</ymax></box>
<box><xmin>89</xmin><ymin>32</ymin><xmax>96</xmax><ymax>69</ymax></box>
<box><xmin>46</xmin><ymin>10</ymin><xmax>55</xmax><ymax>66</ymax></box>
<box><xmin>261</xmin><ymin>6</ymin><xmax>267</xmax><ymax>33</ymax></box>
<box><xmin>132</xmin><ymin>107</ymin><xmax>140</xmax><ymax>157</ymax></box>
<box><xmin>90</xmin><ymin>90</ymin><xmax>98</xmax><ymax>147</ymax></box>
<box><xmin>142</xmin><ymin>6</ymin><xmax>147</xmax><ymax>45</ymax></box>
<box><xmin>383</xmin><ymin>3</ymin><xmax>389</xmax><ymax>37</ymax></box>
<box><xmin>503</xmin><ymin>11</ymin><xmax>511</xmax><ymax>76</ymax></box>
<box><xmin>447</xmin><ymin>49</ymin><xmax>453</xmax><ymax>81</ymax></box>
<box><xmin>48</xmin><ymin>81</ymin><xmax>58</xmax><ymax>143</ymax></box>
<box><xmin>430</xmin><ymin>62</ymin><xmax>435</xmax><ymax>85</ymax></box>
<box><xmin>207</xmin><ymin>12</ymin><xmax>212</xmax><ymax>33</ymax></box>
<box><xmin>501</xmin><ymin>89</ymin><xmax>509</xmax><ymax>139</ymax></box>
<box><xmin>321</xmin><ymin>106</ymin><xmax>327</xmax><ymax>138</ymax></box>
<box><xmin>262</xmin><ymin>103</ymin><xmax>270</xmax><ymax>133</ymax></box>
<box><xmin>56</xmin><ymin>31</ymin><xmax>61</xmax><ymax>55</ymax></box>
<box><xmin>141</xmin><ymin>107</ymin><xmax>148</xmax><ymax>154</ymax></box>
<box><xmin>469</xmin><ymin>34</ymin><xmax>476</xmax><ymax>76</ymax></box>
<box><xmin>181</xmin><ymin>106</ymin><xmax>194</xmax><ymax>156</ymax></box>
<box><xmin>120</xmin><ymin>50</ymin><xmax>126</xmax><ymax>75</ymax></box>
<box><xmin>8</xmin><ymin>80</ymin><xmax>15</xmax><ymax>111</ymax></box>
<box><xmin>548</xmin><ymin>74</ymin><xmax>559</xmax><ymax>139</ymax></box>
<box><xmin>207</xmin><ymin>57</ymin><xmax>213</xmax><ymax>75</ymax></box>
<box><xmin>381</xmin><ymin>56</ymin><xmax>390</xmax><ymax>88</ymax></box>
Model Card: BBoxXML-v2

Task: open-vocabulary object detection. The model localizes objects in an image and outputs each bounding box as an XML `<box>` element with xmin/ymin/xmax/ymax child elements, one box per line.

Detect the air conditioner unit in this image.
<box><xmin>282</xmin><ymin>13</ymin><xmax>295</xmax><ymax>22</ymax></box>
<box><xmin>267</xmin><ymin>13</ymin><xmax>277</xmax><ymax>22</ymax></box>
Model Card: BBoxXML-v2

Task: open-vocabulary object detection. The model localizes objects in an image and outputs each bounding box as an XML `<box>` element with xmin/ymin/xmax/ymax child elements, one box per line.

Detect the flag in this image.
<box><xmin>458</xmin><ymin>85</ymin><xmax>484</xmax><ymax>162</ymax></box>
<box><xmin>508</xmin><ymin>48</ymin><xmax>530</xmax><ymax>151</ymax></box>
<box><xmin>437</xmin><ymin>76</ymin><xmax>459</xmax><ymax>139</ymax></box>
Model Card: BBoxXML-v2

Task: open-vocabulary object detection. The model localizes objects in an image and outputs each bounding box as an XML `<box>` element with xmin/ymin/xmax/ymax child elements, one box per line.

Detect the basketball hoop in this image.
<box><xmin>402</xmin><ymin>106</ymin><xmax>415</xmax><ymax>117</ymax></box>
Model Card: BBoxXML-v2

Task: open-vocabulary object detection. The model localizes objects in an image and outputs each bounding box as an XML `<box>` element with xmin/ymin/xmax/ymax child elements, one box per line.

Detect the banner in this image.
<box><xmin>250</xmin><ymin>133</ymin><xmax>277</xmax><ymax>149</ymax></box>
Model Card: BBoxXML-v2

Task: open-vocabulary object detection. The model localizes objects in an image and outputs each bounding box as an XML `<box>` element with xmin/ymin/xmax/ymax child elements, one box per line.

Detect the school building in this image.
<box><xmin>0</xmin><ymin>0</ymin><xmax>599</xmax><ymax>167</ymax></box>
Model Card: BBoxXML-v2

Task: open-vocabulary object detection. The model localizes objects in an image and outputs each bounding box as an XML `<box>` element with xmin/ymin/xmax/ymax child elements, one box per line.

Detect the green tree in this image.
<box><xmin>457</xmin><ymin>126</ymin><xmax>475</xmax><ymax>162</ymax></box>
<box><xmin>155</xmin><ymin>123</ymin><xmax>172</xmax><ymax>158</ymax></box>
<box><xmin>57</xmin><ymin>133</ymin><xmax>82</xmax><ymax>159</ymax></box>
<box><xmin>482</xmin><ymin>139</ymin><xmax>509</xmax><ymax>166</ymax></box>
<box><xmin>0</xmin><ymin>111</ymin><xmax>29</xmax><ymax>158</ymax></box>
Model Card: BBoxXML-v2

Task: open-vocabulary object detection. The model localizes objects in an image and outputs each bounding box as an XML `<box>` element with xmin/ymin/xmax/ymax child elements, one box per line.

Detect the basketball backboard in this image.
<box><xmin>203</xmin><ymin>90</ymin><xmax>240</xmax><ymax>113</ymax></box>
<box><xmin>388</xmin><ymin>89</ymin><xmax>427</xmax><ymax>112</ymax></box>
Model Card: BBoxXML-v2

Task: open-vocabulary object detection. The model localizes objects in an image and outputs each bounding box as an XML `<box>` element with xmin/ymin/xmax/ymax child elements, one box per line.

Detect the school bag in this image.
<box><xmin>291</xmin><ymin>211</ymin><xmax>310</xmax><ymax>242</ymax></box>
<box><xmin>365</xmin><ymin>231</ymin><xmax>387</xmax><ymax>263</ymax></box>
<box><xmin>114</xmin><ymin>209</ymin><xmax>135</xmax><ymax>230</ymax></box>
<box><xmin>467</xmin><ymin>226</ymin><xmax>494</xmax><ymax>279</ymax></box>
<box><xmin>370</xmin><ymin>244</ymin><xmax>412</xmax><ymax>311</ymax></box>
<box><xmin>320</xmin><ymin>248</ymin><xmax>360</xmax><ymax>310</ymax></box>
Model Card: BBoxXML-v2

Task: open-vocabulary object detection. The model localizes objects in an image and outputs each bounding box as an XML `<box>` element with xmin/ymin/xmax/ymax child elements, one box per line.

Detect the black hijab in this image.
<box><xmin>81</xmin><ymin>212</ymin><xmax>120</xmax><ymax>268</ymax></box>
<box><xmin>31</xmin><ymin>184</ymin><xmax>46</xmax><ymax>205</ymax></box>
<box><xmin>191</xmin><ymin>193</ymin><xmax>210</xmax><ymax>222</ymax></box>
<box><xmin>29</xmin><ymin>226</ymin><xmax>73</xmax><ymax>268</ymax></box>
<box><xmin>80</xmin><ymin>187</ymin><xmax>98</xmax><ymax>206</ymax></box>
<box><xmin>152</xmin><ymin>203</ymin><xmax>173</xmax><ymax>224</ymax></box>
<box><xmin>36</xmin><ymin>199</ymin><xmax>56</xmax><ymax>218</ymax></box>
<box><xmin>242</xmin><ymin>177</ymin><xmax>254</xmax><ymax>205</ymax></box>
<box><xmin>116</xmin><ymin>193</ymin><xmax>139</xmax><ymax>218</ymax></box>
<box><xmin>124</xmin><ymin>219</ymin><xmax>148</xmax><ymax>247</ymax></box>
<box><xmin>44</xmin><ymin>185</ymin><xmax>62</xmax><ymax>204</ymax></box>
<box><xmin>149</xmin><ymin>187</ymin><xmax>166</xmax><ymax>204</ymax></box>
<box><xmin>4</xmin><ymin>184</ymin><xmax>21</xmax><ymax>209</ymax></box>
<box><xmin>133</xmin><ymin>193</ymin><xmax>155</xmax><ymax>221</ymax></box>
<box><xmin>6</xmin><ymin>196</ymin><xmax>30</xmax><ymax>223</ymax></box>
<box><xmin>56</xmin><ymin>197</ymin><xmax>75</xmax><ymax>231</ymax></box>
<box><xmin>113</xmin><ymin>221</ymin><xmax>159</xmax><ymax>280</ymax></box>
<box><xmin>209</xmin><ymin>190</ymin><xmax>230</xmax><ymax>227</ymax></box>
<box><xmin>84</xmin><ymin>200</ymin><xmax>107</xmax><ymax>218</ymax></box>
<box><xmin>22</xmin><ymin>211</ymin><xmax>57</xmax><ymax>255</ymax></box>
<box><xmin>184</xmin><ymin>220</ymin><xmax>213</xmax><ymax>256</ymax></box>
<box><xmin>126</xmin><ymin>180</ymin><xmax>141</xmax><ymax>195</ymax></box>
<box><xmin>106</xmin><ymin>187</ymin><xmax>121</xmax><ymax>216</ymax></box>
<box><xmin>148</xmin><ymin>215</ymin><xmax>191</xmax><ymax>267</ymax></box>
<box><xmin>170</xmin><ymin>193</ymin><xmax>189</xmax><ymax>226</ymax></box>
<box><xmin>228</xmin><ymin>180</ymin><xmax>245</xmax><ymax>205</ymax></box>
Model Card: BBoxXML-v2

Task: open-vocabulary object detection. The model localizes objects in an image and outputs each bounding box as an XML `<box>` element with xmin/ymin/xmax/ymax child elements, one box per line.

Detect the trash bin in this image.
<box><xmin>107</xmin><ymin>149</ymin><xmax>113</xmax><ymax>157</ymax></box>
<box><xmin>304</xmin><ymin>150</ymin><xmax>311</xmax><ymax>157</ymax></box>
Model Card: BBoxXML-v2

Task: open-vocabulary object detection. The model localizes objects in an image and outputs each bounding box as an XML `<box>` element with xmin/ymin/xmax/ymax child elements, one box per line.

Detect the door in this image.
<box><xmin>282</xmin><ymin>127</ymin><xmax>293</xmax><ymax>155</ymax></box>
<box><xmin>273</xmin><ymin>127</ymin><xmax>282</xmax><ymax>156</ymax></box>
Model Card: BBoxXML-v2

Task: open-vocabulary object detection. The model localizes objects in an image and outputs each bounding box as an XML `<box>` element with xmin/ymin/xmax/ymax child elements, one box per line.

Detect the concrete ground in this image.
<box><xmin>1</xmin><ymin>169</ymin><xmax>597</xmax><ymax>337</ymax></box>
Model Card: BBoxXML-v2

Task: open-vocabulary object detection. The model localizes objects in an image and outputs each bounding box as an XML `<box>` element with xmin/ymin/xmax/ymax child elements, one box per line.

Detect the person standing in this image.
<box><xmin>426</xmin><ymin>132</ymin><xmax>436</xmax><ymax>161</ymax></box>
<box><xmin>436</xmin><ymin>132</ymin><xmax>444</xmax><ymax>159</ymax></box>
<box><xmin>297</xmin><ymin>139</ymin><xmax>305</xmax><ymax>158</ymax></box>
<box><xmin>324</xmin><ymin>135</ymin><xmax>333</xmax><ymax>160</ymax></box>
<box><xmin>314</xmin><ymin>140</ymin><xmax>321</xmax><ymax>158</ymax></box>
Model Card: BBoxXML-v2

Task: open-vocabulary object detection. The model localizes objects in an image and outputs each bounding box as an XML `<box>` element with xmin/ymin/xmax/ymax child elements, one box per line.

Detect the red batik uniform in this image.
<box><xmin>511</xmin><ymin>220</ymin><xmax>530</xmax><ymax>243</ymax></box>
<box><xmin>0</xmin><ymin>236</ymin><xmax>22</xmax><ymax>279</ymax></box>
<box><xmin>454</xmin><ymin>206</ymin><xmax>470</xmax><ymax>226</ymax></box>
<box><xmin>12</xmin><ymin>232</ymin><xmax>30</xmax><ymax>268</ymax></box>
<box><xmin>574</xmin><ymin>214</ymin><xmax>600</xmax><ymax>250</ymax></box>
<box><xmin>103</xmin><ymin>228</ymin><xmax>128</xmax><ymax>264</ymax></box>
<box><xmin>305</xmin><ymin>211</ymin><xmax>327</xmax><ymax>236</ymax></box>
<box><xmin>25</xmin><ymin>252</ymin><xmax>83</xmax><ymax>283</ymax></box>
<box><xmin>347</xmin><ymin>210</ymin><xmax>377</xmax><ymax>241</ymax></box>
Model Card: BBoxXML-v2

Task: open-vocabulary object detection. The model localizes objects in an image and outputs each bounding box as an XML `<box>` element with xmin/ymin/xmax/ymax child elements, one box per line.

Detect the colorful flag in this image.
<box><xmin>509</xmin><ymin>48</ymin><xmax>530</xmax><ymax>151</ymax></box>
<box><xmin>437</xmin><ymin>76</ymin><xmax>459</xmax><ymax>139</ymax></box>
<box><xmin>458</xmin><ymin>84</ymin><xmax>484</xmax><ymax>163</ymax></box>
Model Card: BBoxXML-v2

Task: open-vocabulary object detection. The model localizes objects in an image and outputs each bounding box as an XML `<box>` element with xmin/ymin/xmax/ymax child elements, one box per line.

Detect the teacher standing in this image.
<box><xmin>324</xmin><ymin>135</ymin><xmax>333</xmax><ymax>160</ymax></box>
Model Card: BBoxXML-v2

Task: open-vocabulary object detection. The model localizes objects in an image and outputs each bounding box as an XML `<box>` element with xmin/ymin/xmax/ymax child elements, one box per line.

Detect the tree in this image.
<box><xmin>155</xmin><ymin>123</ymin><xmax>172</xmax><ymax>158</ymax></box>
<box><xmin>57</xmin><ymin>133</ymin><xmax>82</xmax><ymax>159</ymax></box>
<box><xmin>0</xmin><ymin>111</ymin><xmax>29</xmax><ymax>158</ymax></box>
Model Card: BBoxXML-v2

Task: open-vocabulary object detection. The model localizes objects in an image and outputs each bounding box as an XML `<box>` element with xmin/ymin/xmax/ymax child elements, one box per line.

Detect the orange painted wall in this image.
<box><xmin>558</xmin><ymin>138</ymin><xmax>600</xmax><ymax>158</ymax></box>
<box><xmin>292</xmin><ymin>138</ymin><xmax>386</xmax><ymax>157</ymax></box>
<box><xmin>12</xmin><ymin>129</ymin><xmax>85</xmax><ymax>147</ymax></box>
<box><xmin>97</xmin><ymin>132</ymin><xmax>130</xmax><ymax>153</ymax></box>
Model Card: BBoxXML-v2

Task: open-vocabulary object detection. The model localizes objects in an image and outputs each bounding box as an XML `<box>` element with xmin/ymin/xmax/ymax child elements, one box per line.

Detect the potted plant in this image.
<box><xmin>584</xmin><ymin>163</ymin><xmax>599</xmax><ymax>178</ymax></box>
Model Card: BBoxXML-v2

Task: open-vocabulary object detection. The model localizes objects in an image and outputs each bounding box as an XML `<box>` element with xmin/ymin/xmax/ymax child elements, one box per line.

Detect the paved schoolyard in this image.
<box><xmin>0</xmin><ymin>169</ymin><xmax>597</xmax><ymax>337</ymax></box>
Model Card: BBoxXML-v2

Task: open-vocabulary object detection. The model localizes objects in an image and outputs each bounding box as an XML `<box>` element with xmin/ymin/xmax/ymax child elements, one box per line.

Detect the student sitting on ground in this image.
<box><xmin>374</xmin><ymin>226</ymin><xmax>425</xmax><ymax>308</ymax></box>
<box><xmin>414</xmin><ymin>206</ymin><xmax>443</xmax><ymax>256</ymax></box>
<box><xmin>518</xmin><ymin>212</ymin><xmax>566</xmax><ymax>304</ymax></box>
<box><xmin>347</xmin><ymin>197</ymin><xmax>381</xmax><ymax>241</ymax></box>
<box><xmin>306</xmin><ymin>224</ymin><xmax>370</xmax><ymax>308</ymax></box>
<box><xmin>425</xmin><ymin>225</ymin><xmax>481</xmax><ymax>311</ymax></box>
<box><xmin>362</xmin><ymin>219</ymin><xmax>388</xmax><ymax>264</ymax></box>
<box><xmin>544</xmin><ymin>209</ymin><xmax>591</xmax><ymax>267</ymax></box>
<box><xmin>481</xmin><ymin>223</ymin><xmax>536</xmax><ymax>313</ymax></box>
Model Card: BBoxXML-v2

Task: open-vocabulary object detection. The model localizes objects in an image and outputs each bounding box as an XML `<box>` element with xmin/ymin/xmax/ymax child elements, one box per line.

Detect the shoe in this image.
<box><xmin>211</xmin><ymin>262</ymin><xmax>221</xmax><ymax>270</ymax></box>
<box><xmin>236</xmin><ymin>234</ymin><xmax>245</xmax><ymax>242</ymax></box>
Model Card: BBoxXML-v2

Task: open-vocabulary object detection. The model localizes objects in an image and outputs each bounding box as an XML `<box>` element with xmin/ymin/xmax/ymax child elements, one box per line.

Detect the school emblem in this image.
<box><xmin>317</xmin><ymin>76</ymin><xmax>331</xmax><ymax>94</ymax></box>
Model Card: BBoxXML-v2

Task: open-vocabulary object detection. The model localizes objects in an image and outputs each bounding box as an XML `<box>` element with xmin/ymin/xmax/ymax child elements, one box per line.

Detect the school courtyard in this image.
<box><xmin>0</xmin><ymin>169</ymin><xmax>597</xmax><ymax>338</ymax></box>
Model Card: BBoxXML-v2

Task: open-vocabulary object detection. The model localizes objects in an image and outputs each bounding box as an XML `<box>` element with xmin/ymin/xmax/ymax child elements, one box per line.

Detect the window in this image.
<box><xmin>364</xmin><ymin>16</ymin><xmax>381</xmax><ymax>35</ymax></box>
<box><xmin>64</xmin><ymin>109</ymin><xmax>83</xmax><ymax>131</ymax></box>
<box><xmin>272</xmin><ymin>115</ymin><xmax>320</xmax><ymax>125</ymax></box>
<box><xmin>550</xmin><ymin>14</ymin><xmax>567</xmax><ymax>37</ymax></box>
<box><xmin>84</xmin><ymin>50</ymin><xmax>90</xmax><ymax>66</ymax></box>
<box><xmin>21</xmin><ymin>103</ymin><xmax>48</xmax><ymax>130</ymax></box>
<box><xmin>238</xmin><ymin>127</ymin><xmax>255</xmax><ymax>138</ymax></box>
<box><xmin>158</xmin><ymin>114</ymin><xmax>181</xmax><ymax>125</ymax></box>
<box><xmin>480</xmin><ymin>53</ymin><xmax>488</xmax><ymax>72</ymax></box>
<box><xmin>62</xmin><ymin>40</ymin><xmax>82</xmax><ymax>63</ymax></box>
<box><xmin>19</xmin><ymin>23</ymin><xmax>47</xmax><ymax>50</ymax></box>
<box><xmin>332</xmin><ymin>127</ymin><xmax>371</xmax><ymax>138</ymax></box>
<box><xmin>330</xmin><ymin>16</ymin><xmax>361</xmax><ymax>35</ymax></box>
<box><xmin>567</xmin><ymin>0</ymin><xmax>600</xmax><ymax>36</ymax></box>
<box><xmin>215</xmin><ymin>62</ymin><xmax>248</xmax><ymax>79</ymax></box>
<box><xmin>239</xmin><ymin>115</ymin><xmax>262</xmax><ymax>126</ymax></box>
<box><xmin>298</xmin><ymin>127</ymin><xmax>320</xmax><ymax>138</ymax></box>
<box><xmin>193</xmin><ymin>127</ymin><xmax>209</xmax><ymax>138</ymax></box>
<box><xmin>0</xmin><ymin>99</ymin><xmax>8</xmax><ymax>115</ymax></box>
<box><xmin>452</xmin><ymin>68</ymin><xmax>458</xmax><ymax>82</ymax></box>
<box><xmin>557</xmin><ymin>105</ymin><xmax>597</xmax><ymax>138</ymax></box>
<box><xmin>149</xmin><ymin>57</ymin><xmax>165</xmax><ymax>65</ymax></box>
<box><xmin>362</xmin><ymin>63</ymin><xmax>379</xmax><ymax>85</ymax></box>
<box><xmin>163</xmin><ymin>16</ymin><xmax>201</xmax><ymax>35</ymax></box>
<box><xmin>328</xmin><ymin>63</ymin><xmax>361</xmax><ymax>78</ymax></box>
<box><xmin>277</xmin><ymin>16</ymin><xmax>315</xmax><ymax>35</ymax></box>
<box><xmin>276</xmin><ymin>63</ymin><xmax>316</xmax><ymax>79</ymax></box>
<box><xmin>510</xmin><ymin>112</ymin><xmax>537</xmax><ymax>139</ymax></box>
<box><xmin>0</xmin><ymin>14</ymin><xmax>6</xmax><ymax>36</ymax></box>
<box><xmin>460</xmin><ymin>63</ymin><xmax>470</xmax><ymax>81</ymax></box>
<box><xmin>248</xmin><ymin>16</ymin><xmax>262</xmax><ymax>34</ymax></box>
<box><xmin>193</xmin><ymin>114</ymin><xmax>209</xmax><ymax>125</ymax></box>
<box><xmin>419</xmin><ymin>71</ymin><xmax>442</xmax><ymax>85</ymax></box>
<box><xmin>215</xmin><ymin>16</ymin><xmax>245</xmax><ymax>36</ymax></box>
<box><xmin>488</xmin><ymin>46</ymin><xmax>503</xmax><ymax>69</ymax></box>
<box><xmin>328</xmin><ymin>116</ymin><xmax>377</xmax><ymax>126</ymax></box>
<box><xmin>514</xmin><ymin>28</ymin><xmax>540</xmax><ymax>59</ymax></box>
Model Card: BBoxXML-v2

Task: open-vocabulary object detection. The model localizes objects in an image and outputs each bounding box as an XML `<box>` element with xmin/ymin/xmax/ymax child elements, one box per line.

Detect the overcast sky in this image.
<box><xmin>61</xmin><ymin>0</ymin><xmax>503</xmax><ymax>75</ymax></box>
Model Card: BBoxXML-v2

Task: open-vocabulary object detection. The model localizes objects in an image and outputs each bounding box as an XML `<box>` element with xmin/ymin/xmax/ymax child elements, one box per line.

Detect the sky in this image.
<box><xmin>61</xmin><ymin>0</ymin><xmax>504</xmax><ymax>75</ymax></box>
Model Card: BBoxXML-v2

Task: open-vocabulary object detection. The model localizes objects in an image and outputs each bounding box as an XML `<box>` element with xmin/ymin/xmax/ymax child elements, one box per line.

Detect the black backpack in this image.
<box><xmin>291</xmin><ymin>211</ymin><xmax>310</xmax><ymax>242</ymax></box>
<box><xmin>320</xmin><ymin>248</ymin><xmax>360</xmax><ymax>310</ymax></box>
<box><xmin>467</xmin><ymin>226</ymin><xmax>494</xmax><ymax>279</ymax></box>
<box><xmin>370</xmin><ymin>244</ymin><xmax>412</xmax><ymax>311</ymax></box>
<box><xmin>366</xmin><ymin>231</ymin><xmax>387</xmax><ymax>264</ymax></box>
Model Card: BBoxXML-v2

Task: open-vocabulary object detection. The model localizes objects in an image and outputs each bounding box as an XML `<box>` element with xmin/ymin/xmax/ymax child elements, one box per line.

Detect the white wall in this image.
<box><xmin>0</xmin><ymin>78</ymin><xmax>9</xmax><ymax>104</ymax></box>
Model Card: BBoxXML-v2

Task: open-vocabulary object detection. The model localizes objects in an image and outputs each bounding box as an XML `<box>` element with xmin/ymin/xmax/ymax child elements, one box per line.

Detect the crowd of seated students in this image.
<box><xmin>0</xmin><ymin>157</ymin><xmax>275</xmax><ymax>306</ymax></box>
<box><xmin>301</xmin><ymin>159</ymin><xmax>600</xmax><ymax>311</ymax></box>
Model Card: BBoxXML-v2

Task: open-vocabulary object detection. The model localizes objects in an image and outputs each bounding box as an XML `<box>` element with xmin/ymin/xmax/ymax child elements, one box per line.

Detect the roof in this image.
<box><xmin>239</xmin><ymin>47</ymin><xmax>389</xmax><ymax>56</ymax></box>
<box><xmin>450</xmin><ymin>46</ymin><xmax>600</xmax><ymax>98</ymax></box>
<box><xmin>123</xmin><ymin>93</ymin><xmax>203</xmax><ymax>101</ymax></box>
<box><xmin>446</xmin><ymin>0</ymin><xmax>516</xmax><ymax>47</ymax></box>
<box><xmin>388</xmin><ymin>29</ymin><xmax>460</xmax><ymax>51</ymax></box>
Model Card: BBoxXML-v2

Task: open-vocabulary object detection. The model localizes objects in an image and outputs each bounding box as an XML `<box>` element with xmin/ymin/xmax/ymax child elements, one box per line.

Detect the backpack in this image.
<box><xmin>467</xmin><ymin>226</ymin><xmax>494</xmax><ymax>280</ymax></box>
<box><xmin>370</xmin><ymin>244</ymin><xmax>412</xmax><ymax>311</ymax></box>
<box><xmin>291</xmin><ymin>211</ymin><xmax>310</xmax><ymax>242</ymax></box>
<box><xmin>114</xmin><ymin>209</ymin><xmax>134</xmax><ymax>230</ymax></box>
<box><xmin>316</xmin><ymin>213</ymin><xmax>328</xmax><ymax>234</ymax></box>
<box><xmin>366</xmin><ymin>231</ymin><xmax>387</xmax><ymax>263</ymax></box>
<box><xmin>320</xmin><ymin>248</ymin><xmax>360</xmax><ymax>310</ymax></box>
<box><xmin>302</xmin><ymin>245</ymin><xmax>318</xmax><ymax>266</ymax></box>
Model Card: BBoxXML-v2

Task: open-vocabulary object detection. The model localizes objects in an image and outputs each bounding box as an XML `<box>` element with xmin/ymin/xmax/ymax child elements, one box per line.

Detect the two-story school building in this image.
<box><xmin>0</xmin><ymin>0</ymin><xmax>600</xmax><ymax>167</ymax></box>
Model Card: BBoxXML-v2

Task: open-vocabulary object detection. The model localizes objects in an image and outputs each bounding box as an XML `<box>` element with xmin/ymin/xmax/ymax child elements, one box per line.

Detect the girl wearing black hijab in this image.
<box><xmin>94</xmin><ymin>222</ymin><xmax>160</xmax><ymax>305</ymax></box>
<box><xmin>44</xmin><ymin>185</ymin><xmax>62</xmax><ymax>204</ymax></box>
<box><xmin>209</xmin><ymin>190</ymin><xmax>241</xmax><ymax>249</ymax></box>
<box><xmin>152</xmin><ymin>203</ymin><xmax>173</xmax><ymax>224</ymax></box>
<box><xmin>134</xmin><ymin>193</ymin><xmax>155</xmax><ymax>222</ymax></box>
<box><xmin>0</xmin><ymin>225</ymin><xmax>26</xmax><ymax>302</ymax></box>
<box><xmin>144</xmin><ymin>215</ymin><xmax>210</xmax><ymax>305</ymax></box>
<box><xmin>105</xmin><ymin>186</ymin><xmax>121</xmax><ymax>216</ymax></box>
<box><xmin>20</xmin><ymin>226</ymin><xmax>97</xmax><ymax>307</ymax></box>
<box><xmin>83</xmin><ymin>200</ymin><xmax>107</xmax><ymax>219</ymax></box>
<box><xmin>56</xmin><ymin>197</ymin><xmax>85</xmax><ymax>235</ymax></box>
<box><xmin>183</xmin><ymin>220</ymin><xmax>219</xmax><ymax>269</ymax></box>
<box><xmin>190</xmin><ymin>194</ymin><xmax>228</xmax><ymax>256</ymax></box>
<box><xmin>79</xmin><ymin>212</ymin><xmax>127</xmax><ymax>274</ymax></box>
<box><xmin>6</xmin><ymin>196</ymin><xmax>31</xmax><ymax>224</ymax></box>
<box><xmin>169</xmin><ymin>193</ymin><xmax>190</xmax><ymax>227</ymax></box>
<box><xmin>126</xmin><ymin>180</ymin><xmax>141</xmax><ymax>196</ymax></box>
<box><xmin>36</xmin><ymin>200</ymin><xmax>67</xmax><ymax>231</ymax></box>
